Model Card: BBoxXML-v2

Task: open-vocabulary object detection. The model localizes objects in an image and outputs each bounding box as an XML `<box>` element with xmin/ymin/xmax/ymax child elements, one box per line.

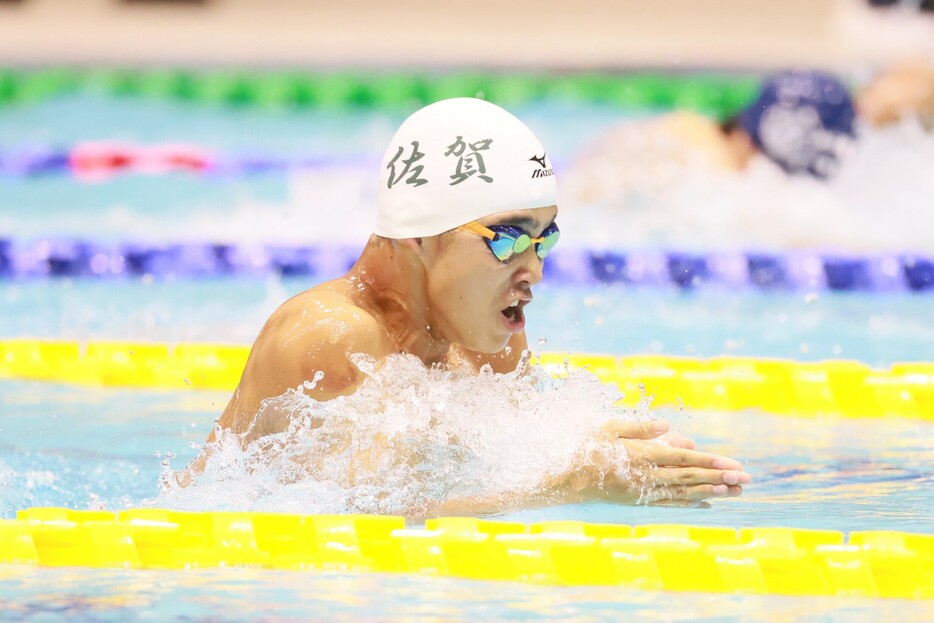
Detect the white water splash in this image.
<box><xmin>0</xmin><ymin>460</ymin><xmax>58</xmax><ymax>514</ymax></box>
<box><xmin>157</xmin><ymin>354</ymin><xmax>655</xmax><ymax>519</ymax></box>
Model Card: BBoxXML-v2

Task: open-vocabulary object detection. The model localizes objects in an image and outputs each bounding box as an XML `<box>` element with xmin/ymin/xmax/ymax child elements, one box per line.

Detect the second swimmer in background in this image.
<box><xmin>570</xmin><ymin>69</ymin><xmax>859</xmax><ymax>207</ymax></box>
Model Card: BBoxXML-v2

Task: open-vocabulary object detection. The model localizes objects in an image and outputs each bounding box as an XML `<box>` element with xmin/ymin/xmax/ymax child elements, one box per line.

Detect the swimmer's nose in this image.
<box><xmin>514</xmin><ymin>249</ymin><xmax>544</xmax><ymax>288</ymax></box>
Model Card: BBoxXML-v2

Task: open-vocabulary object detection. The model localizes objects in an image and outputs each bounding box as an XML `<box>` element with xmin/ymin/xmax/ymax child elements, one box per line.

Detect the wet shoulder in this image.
<box><xmin>262</xmin><ymin>287</ymin><xmax>393</xmax><ymax>361</ymax></box>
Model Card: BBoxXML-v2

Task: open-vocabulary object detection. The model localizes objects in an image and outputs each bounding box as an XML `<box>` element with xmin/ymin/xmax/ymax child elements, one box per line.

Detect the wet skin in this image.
<box><xmin>190</xmin><ymin>205</ymin><xmax>750</xmax><ymax>508</ymax></box>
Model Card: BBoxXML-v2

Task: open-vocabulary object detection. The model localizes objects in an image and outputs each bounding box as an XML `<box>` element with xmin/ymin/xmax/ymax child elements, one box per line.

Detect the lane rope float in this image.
<box><xmin>1</xmin><ymin>508</ymin><xmax>931</xmax><ymax>599</ymax></box>
<box><xmin>0</xmin><ymin>70</ymin><xmax>762</xmax><ymax>119</ymax></box>
<box><xmin>0</xmin><ymin>340</ymin><xmax>930</xmax><ymax>420</ymax></box>
<box><xmin>1</xmin><ymin>239</ymin><xmax>931</xmax><ymax>292</ymax></box>
<box><xmin>0</xmin><ymin>142</ymin><xmax>374</xmax><ymax>179</ymax></box>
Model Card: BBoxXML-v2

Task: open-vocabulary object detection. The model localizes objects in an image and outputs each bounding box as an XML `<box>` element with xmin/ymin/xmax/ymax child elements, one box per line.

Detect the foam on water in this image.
<box><xmin>157</xmin><ymin>354</ymin><xmax>656</xmax><ymax>519</ymax></box>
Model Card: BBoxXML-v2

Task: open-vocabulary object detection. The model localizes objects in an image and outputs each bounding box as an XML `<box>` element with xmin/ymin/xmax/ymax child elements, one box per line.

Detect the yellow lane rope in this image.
<box><xmin>1</xmin><ymin>508</ymin><xmax>931</xmax><ymax>599</ymax></box>
<box><xmin>0</xmin><ymin>339</ymin><xmax>931</xmax><ymax>419</ymax></box>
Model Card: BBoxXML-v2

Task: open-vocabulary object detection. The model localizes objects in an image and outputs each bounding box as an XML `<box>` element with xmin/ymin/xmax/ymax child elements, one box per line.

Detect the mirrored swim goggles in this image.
<box><xmin>458</xmin><ymin>221</ymin><xmax>560</xmax><ymax>262</ymax></box>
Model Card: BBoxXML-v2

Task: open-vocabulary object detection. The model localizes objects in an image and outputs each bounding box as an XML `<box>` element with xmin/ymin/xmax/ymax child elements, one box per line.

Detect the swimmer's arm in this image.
<box><xmin>429</xmin><ymin>420</ymin><xmax>749</xmax><ymax>516</ymax></box>
<box><xmin>176</xmin><ymin>306</ymin><xmax>392</xmax><ymax>487</ymax></box>
<box><xmin>217</xmin><ymin>303</ymin><xmax>394</xmax><ymax>442</ymax></box>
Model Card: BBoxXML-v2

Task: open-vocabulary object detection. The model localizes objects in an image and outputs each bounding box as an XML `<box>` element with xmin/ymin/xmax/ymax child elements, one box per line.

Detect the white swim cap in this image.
<box><xmin>376</xmin><ymin>98</ymin><xmax>557</xmax><ymax>238</ymax></box>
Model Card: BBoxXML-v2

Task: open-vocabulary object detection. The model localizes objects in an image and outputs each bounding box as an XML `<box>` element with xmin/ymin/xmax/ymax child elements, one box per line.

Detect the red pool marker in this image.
<box><xmin>70</xmin><ymin>142</ymin><xmax>138</xmax><ymax>182</ymax></box>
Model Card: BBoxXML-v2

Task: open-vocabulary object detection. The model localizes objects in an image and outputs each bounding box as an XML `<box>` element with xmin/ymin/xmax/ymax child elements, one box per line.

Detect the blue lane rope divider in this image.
<box><xmin>0</xmin><ymin>239</ymin><xmax>930</xmax><ymax>292</ymax></box>
<box><xmin>0</xmin><ymin>144</ymin><xmax>376</xmax><ymax>178</ymax></box>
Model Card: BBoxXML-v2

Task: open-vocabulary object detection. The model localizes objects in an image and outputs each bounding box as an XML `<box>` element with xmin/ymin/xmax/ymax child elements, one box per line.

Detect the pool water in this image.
<box><xmin>1</xmin><ymin>89</ymin><xmax>933</xmax><ymax>621</ymax></box>
<box><xmin>1</xmin><ymin>375</ymin><xmax>932</xmax><ymax>532</ymax></box>
<box><xmin>2</xmin><ymin>565</ymin><xmax>931</xmax><ymax>623</ymax></box>
<box><xmin>3</xmin><ymin>279</ymin><xmax>932</xmax><ymax>365</ymax></box>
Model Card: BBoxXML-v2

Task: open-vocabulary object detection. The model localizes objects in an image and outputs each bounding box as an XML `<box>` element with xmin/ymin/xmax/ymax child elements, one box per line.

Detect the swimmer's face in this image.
<box><xmin>421</xmin><ymin>205</ymin><xmax>558</xmax><ymax>353</ymax></box>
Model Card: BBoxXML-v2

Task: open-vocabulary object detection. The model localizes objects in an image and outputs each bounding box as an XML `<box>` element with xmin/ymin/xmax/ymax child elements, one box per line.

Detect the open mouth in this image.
<box><xmin>500</xmin><ymin>300</ymin><xmax>527</xmax><ymax>329</ymax></box>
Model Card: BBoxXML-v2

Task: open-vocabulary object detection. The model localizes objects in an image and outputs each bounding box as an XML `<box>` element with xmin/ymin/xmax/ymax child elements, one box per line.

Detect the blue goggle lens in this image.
<box><xmin>535</xmin><ymin>223</ymin><xmax>560</xmax><ymax>257</ymax></box>
<box><xmin>486</xmin><ymin>223</ymin><xmax>560</xmax><ymax>261</ymax></box>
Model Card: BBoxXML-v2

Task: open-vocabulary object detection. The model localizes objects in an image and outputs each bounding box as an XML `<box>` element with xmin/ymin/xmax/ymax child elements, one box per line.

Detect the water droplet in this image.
<box><xmin>304</xmin><ymin>371</ymin><xmax>326</xmax><ymax>391</ymax></box>
<box><xmin>537</xmin><ymin>337</ymin><xmax>547</xmax><ymax>345</ymax></box>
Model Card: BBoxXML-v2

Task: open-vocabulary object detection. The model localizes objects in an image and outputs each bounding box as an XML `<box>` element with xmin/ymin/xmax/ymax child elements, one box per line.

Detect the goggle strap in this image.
<box><xmin>458</xmin><ymin>221</ymin><xmax>560</xmax><ymax>261</ymax></box>
<box><xmin>459</xmin><ymin>221</ymin><xmax>498</xmax><ymax>241</ymax></box>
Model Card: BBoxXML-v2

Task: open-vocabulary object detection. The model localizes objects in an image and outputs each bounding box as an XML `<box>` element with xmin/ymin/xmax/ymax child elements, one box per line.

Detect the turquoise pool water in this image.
<box><xmin>2</xmin><ymin>375</ymin><xmax>932</xmax><ymax>531</ymax></box>
<box><xmin>1</xmin><ymin>374</ymin><xmax>931</xmax><ymax>620</ymax></box>
<box><xmin>3</xmin><ymin>279</ymin><xmax>932</xmax><ymax>365</ymax></box>
<box><xmin>1</xmin><ymin>91</ymin><xmax>932</xmax><ymax>621</ymax></box>
<box><xmin>2</xmin><ymin>565</ymin><xmax>931</xmax><ymax>623</ymax></box>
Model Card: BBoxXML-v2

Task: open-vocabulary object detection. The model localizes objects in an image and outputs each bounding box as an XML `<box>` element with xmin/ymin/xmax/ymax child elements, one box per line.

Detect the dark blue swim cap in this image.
<box><xmin>739</xmin><ymin>70</ymin><xmax>856</xmax><ymax>178</ymax></box>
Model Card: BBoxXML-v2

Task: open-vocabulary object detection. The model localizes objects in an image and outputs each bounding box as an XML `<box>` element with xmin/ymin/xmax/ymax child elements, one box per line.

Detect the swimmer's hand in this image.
<box><xmin>419</xmin><ymin>419</ymin><xmax>748</xmax><ymax>519</ymax></box>
<box><xmin>561</xmin><ymin>419</ymin><xmax>750</xmax><ymax>505</ymax></box>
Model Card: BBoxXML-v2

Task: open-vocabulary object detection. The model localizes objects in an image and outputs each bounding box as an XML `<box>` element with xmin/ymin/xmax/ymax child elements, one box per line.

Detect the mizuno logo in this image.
<box><xmin>529</xmin><ymin>153</ymin><xmax>553</xmax><ymax>179</ymax></box>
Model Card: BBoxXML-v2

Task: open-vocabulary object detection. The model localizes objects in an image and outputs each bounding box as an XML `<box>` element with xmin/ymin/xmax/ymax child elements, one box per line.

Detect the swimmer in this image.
<box><xmin>570</xmin><ymin>70</ymin><xmax>857</xmax><ymax>204</ymax></box>
<box><xmin>186</xmin><ymin>98</ymin><xmax>750</xmax><ymax>511</ymax></box>
<box><xmin>731</xmin><ymin>69</ymin><xmax>857</xmax><ymax>178</ymax></box>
